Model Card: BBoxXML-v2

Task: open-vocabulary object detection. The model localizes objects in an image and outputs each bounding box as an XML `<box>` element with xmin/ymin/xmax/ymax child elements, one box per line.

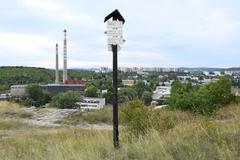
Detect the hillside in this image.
<box><xmin>0</xmin><ymin>101</ymin><xmax>239</xmax><ymax>159</ymax></box>
<box><xmin>0</xmin><ymin>66</ymin><xmax>99</xmax><ymax>92</ymax></box>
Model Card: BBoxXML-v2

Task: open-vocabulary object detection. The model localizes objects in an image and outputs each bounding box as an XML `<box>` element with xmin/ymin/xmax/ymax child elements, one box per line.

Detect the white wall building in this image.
<box><xmin>10</xmin><ymin>85</ymin><xmax>27</xmax><ymax>97</ymax></box>
<box><xmin>152</xmin><ymin>86</ymin><xmax>171</xmax><ymax>101</ymax></box>
<box><xmin>79</xmin><ymin>97</ymin><xmax>106</xmax><ymax>110</ymax></box>
<box><xmin>122</xmin><ymin>80</ymin><xmax>135</xmax><ymax>86</ymax></box>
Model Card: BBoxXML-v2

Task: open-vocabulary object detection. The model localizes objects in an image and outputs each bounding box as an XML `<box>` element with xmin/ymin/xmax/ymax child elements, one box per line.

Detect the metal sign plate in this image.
<box><xmin>107</xmin><ymin>38</ymin><xmax>124</xmax><ymax>45</ymax></box>
<box><xmin>107</xmin><ymin>21</ymin><xmax>123</xmax><ymax>28</ymax></box>
<box><xmin>106</xmin><ymin>21</ymin><xmax>123</xmax><ymax>45</ymax></box>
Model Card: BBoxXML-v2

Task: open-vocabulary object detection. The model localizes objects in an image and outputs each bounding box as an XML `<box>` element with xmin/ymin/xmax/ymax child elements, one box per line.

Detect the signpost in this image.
<box><xmin>104</xmin><ymin>9</ymin><xmax>125</xmax><ymax>148</ymax></box>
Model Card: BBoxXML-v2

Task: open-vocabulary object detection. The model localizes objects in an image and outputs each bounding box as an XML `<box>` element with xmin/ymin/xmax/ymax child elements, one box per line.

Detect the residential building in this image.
<box><xmin>152</xmin><ymin>86</ymin><xmax>171</xmax><ymax>105</ymax></box>
<box><xmin>122</xmin><ymin>80</ymin><xmax>135</xmax><ymax>86</ymax></box>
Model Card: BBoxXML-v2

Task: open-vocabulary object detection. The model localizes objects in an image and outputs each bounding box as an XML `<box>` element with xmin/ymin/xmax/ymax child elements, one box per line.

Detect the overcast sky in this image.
<box><xmin>0</xmin><ymin>0</ymin><xmax>240</xmax><ymax>68</ymax></box>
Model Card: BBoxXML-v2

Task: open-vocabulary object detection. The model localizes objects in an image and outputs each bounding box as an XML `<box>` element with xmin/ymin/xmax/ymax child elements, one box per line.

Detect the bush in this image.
<box><xmin>50</xmin><ymin>92</ymin><xmax>82</xmax><ymax>109</ymax></box>
<box><xmin>21</xmin><ymin>84</ymin><xmax>52</xmax><ymax>107</ymax></box>
<box><xmin>168</xmin><ymin>78</ymin><xmax>234</xmax><ymax>115</ymax></box>
<box><xmin>120</xmin><ymin>100</ymin><xmax>152</xmax><ymax>136</ymax></box>
<box><xmin>118</xmin><ymin>87</ymin><xmax>137</xmax><ymax>104</ymax></box>
<box><xmin>235</xmin><ymin>96</ymin><xmax>240</xmax><ymax>103</ymax></box>
<box><xmin>141</xmin><ymin>91</ymin><xmax>152</xmax><ymax>106</ymax></box>
<box><xmin>85</xmin><ymin>85</ymin><xmax>98</xmax><ymax>97</ymax></box>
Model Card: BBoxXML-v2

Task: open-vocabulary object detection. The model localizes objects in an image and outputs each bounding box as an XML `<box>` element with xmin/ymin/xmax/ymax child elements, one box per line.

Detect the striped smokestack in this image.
<box><xmin>55</xmin><ymin>43</ymin><xmax>59</xmax><ymax>84</ymax></box>
<box><xmin>63</xmin><ymin>29</ymin><xmax>67</xmax><ymax>83</ymax></box>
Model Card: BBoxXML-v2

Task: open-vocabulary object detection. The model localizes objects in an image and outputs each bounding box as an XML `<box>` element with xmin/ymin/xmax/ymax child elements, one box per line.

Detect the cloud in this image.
<box><xmin>21</xmin><ymin>0</ymin><xmax>63</xmax><ymax>12</ymax></box>
<box><xmin>177</xmin><ymin>8</ymin><xmax>240</xmax><ymax>42</ymax></box>
<box><xmin>20</xmin><ymin>0</ymin><xmax>97</xmax><ymax>26</ymax></box>
<box><xmin>0</xmin><ymin>32</ymin><xmax>55</xmax><ymax>54</ymax></box>
<box><xmin>1</xmin><ymin>0</ymin><xmax>240</xmax><ymax>68</ymax></box>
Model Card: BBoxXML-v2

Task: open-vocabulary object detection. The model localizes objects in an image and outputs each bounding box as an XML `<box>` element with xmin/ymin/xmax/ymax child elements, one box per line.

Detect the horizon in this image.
<box><xmin>1</xmin><ymin>65</ymin><xmax>240</xmax><ymax>70</ymax></box>
<box><xmin>1</xmin><ymin>1</ymin><xmax>240</xmax><ymax>68</ymax></box>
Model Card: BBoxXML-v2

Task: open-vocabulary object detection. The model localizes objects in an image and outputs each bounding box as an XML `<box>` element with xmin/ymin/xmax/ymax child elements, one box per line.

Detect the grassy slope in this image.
<box><xmin>0</xmin><ymin>102</ymin><xmax>240</xmax><ymax>160</ymax></box>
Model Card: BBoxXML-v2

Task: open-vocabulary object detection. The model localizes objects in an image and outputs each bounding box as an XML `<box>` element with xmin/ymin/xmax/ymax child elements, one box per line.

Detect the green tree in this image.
<box><xmin>207</xmin><ymin>78</ymin><xmax>234</xmax><ymax>106</ymax></box>
<box><xmin>50</xmin><ymin>92</ymin><xmax>82</xmax><ymax>109</ymax></box>
<box><xmin>168</xmin><ymin>78</ymin><xmax>234</xmax><ymax>115</ymax></box>
<box><xmin>142</xmin><ymin>91</ymin><xmax>152</xmax><ymax>106</ymax></box>
<box><xmin>118</xmin><ymin>87</ymin><xmax>137</xmax><ymax>104</ymax></box>
<box><xmin>168</xmin><ymin>81</ymin><xmax>197</xmax><ymax>111</ymax></box>
<box><xmin>85</xmin><ymin>85</ymin><xmax>98</xmax><ymax>97</ymax></box>
<box><xmin>134</xmin><ymin>81</ymin><xmax>148</xmax><ymax>98</ymax></box>
<box><xmin>22</xmin><ymin>84</ymin><xmax>51</xmax><ymax>107</ymax></box>
<box><xmin>102</xmin><ymin>91</ymin><xmax>113</xmax><ymax>105</ymax></box>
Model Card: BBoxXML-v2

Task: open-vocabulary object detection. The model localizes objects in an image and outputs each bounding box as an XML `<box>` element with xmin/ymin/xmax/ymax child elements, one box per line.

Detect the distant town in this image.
<box><xmin>1</xmin><ymin>65</ymin><xmax>240</xmax><ymax>109</ymax></box>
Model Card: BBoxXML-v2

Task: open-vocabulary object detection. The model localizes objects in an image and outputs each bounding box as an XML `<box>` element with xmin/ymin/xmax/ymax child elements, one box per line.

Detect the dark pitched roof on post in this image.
<box><xmin>104</xmin><ymin>9</ymin><xmax>125</xmax><ymax>24</ymax></box>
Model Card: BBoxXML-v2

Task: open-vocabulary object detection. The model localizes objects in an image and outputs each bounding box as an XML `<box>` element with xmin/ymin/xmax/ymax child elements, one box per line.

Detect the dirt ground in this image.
<box><xmin>23</xmin><ymin>107</ymin><xmax>113</xmax><ymax>130</ymax></box>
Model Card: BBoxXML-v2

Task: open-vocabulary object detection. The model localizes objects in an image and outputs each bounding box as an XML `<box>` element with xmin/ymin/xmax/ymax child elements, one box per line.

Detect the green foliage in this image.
<box><xmin>0</xmin><ymin>66</ymin><xmax>101</xmax><ymax>92</ymax></box>
<box><xmin>134</xmin><ymin>81</ymin><xmax>148</xmax><ymax>98</ymax></box>
<box><xmin>21</xmin><ymin>84</ymin><xmax>51</xmax><ymax>107</ymax></box>
<box><xmin>120</xmin><ymin>100</ymin><xmax>152</xmax><ymax>136</ymax></box>
<box><xmin>141</xmin><ymin>91</ymin><xmax>152</xmax><ymax>105</ymax></box>
<box><xmin>85</xmin><ymin>85</ymin><xmax>98</xmax><ymax>97</ymax></box>
<box><xmin>0</xmin><ymin>67</ymin><xmax>54</xmax><ymax>92</ymax></box>
<box><xmin>169</xmin><ymin>78</ymin><xmax>234</xmax><ymax>115</ymax></box>
<box><xmin>207</xmin><ymin>78</ymin><xmax>234</xmax><ymax>106</ymax></box>
<box><xmin>118</xmin><ymin>87</ymin><xmax>137</xmax><ymax>104</ymax></box>
<box><xmin>102</xmin><ymin>91</ymin><xmax>113</xmax><ymax>104</ymax></box>
<box><xmin>50</xmin><ymin>92</ymin><xmax>82</xmax><ymax>109</ymax></box>
<box><xmin>234</xmin><ymin>96</ymin><xmax>240</xmax><ymax>104</ymax></box>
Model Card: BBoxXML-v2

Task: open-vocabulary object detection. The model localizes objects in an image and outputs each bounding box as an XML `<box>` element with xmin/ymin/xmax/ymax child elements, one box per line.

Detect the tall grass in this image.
<box><xmin>1</xmin><ymin>118</ymin><xmax>239</xmax><ymax>160</ymax></box>
<box><xmin>0</xmin><ymin>101</ymin><xmax>33</xmax><ymax>119</ymax></box>
<box><xmin>0</xmin><ymin>102</ymin><xmax>240</xmax><ymax>159</ymax></box>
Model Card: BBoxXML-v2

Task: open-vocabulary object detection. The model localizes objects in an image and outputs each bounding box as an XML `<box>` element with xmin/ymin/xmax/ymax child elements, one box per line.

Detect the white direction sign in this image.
<box><xmin>107</xmin><ymin>21</ymin><xmax>123</xmax><ymax>28</ymax></box>
<box><xmin>107</xmin><ymin>38</ymin><xmax>124</xmax><ymax>45</ymax></box>
<box><xmin>106</xmin><ymin>21</ymin><xmax>124</xmax><ymax>45</ymax></box>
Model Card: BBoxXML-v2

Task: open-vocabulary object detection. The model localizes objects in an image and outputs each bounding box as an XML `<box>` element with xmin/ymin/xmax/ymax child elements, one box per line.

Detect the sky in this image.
<box><xmin>0</xmin><ymin>0</ymin><xmax>240</xmax><ymax>68</ymax></box>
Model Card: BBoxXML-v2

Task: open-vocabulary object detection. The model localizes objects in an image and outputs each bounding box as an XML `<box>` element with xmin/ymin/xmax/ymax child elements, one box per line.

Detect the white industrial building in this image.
<box><xmin>79</xmin><ymin>97</ymin><xmax>106</xmax><ymax>110</ymax></box>
<box><xmin>10</xmin><ymin>85</ymin><xmax>28</xmax><ymax>97</ymax></box>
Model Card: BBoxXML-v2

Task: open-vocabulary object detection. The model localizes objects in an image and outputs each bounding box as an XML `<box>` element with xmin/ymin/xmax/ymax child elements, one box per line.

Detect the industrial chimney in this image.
<box><xmin>55</xmin><ymin>43</ymin><xmax>59</xmax><ymax>84</ymax></box>
<box><xmin>63</xmin><ymin>29</ymin><xmax>68</xmax><ymax>83</ymax></box>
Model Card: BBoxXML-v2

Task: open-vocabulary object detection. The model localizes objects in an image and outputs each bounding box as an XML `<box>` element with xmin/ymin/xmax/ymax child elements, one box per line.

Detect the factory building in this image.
<box><xmin>40</xmin><ymin>84</ymin><xmax>85</xmax><ymax>95</ymax></box>
<box><xmin>10</xmin><ymin>83</ymin><xmax>85</xmax><ymax>98</ymax></box>
<box><xmin>10</xmin><ymin>29</ymin><xmax>85</xmax><ymax>98</ymax></box>
<box><xmin>10</xmin><ymin>85</ymin><xmax>28</xmax><ymax>97</ymax></box>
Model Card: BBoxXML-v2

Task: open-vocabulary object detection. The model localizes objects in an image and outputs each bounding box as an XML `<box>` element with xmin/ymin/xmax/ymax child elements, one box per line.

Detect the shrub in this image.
<box><xmin>168</xmin><ymin>78</ymin><xmax>234</xmax><ymax>115</ymax></box>
<box><xmin>50</xmin><ymin>92</ymin><xmax>82</xmax><ymax>109</ymax></box>
<box><xmin>141</xmin><ymin>91</ymin><xmax>152</xmax><ymax>106</ymax></box>
<box><xmin>85</xmin><ymin>85</ymin><xmax>98</xmax><ymax>97</ymax></box>
<box><xmin>118</xmin><ymin>87</ymin><xmax>137</xmax><ymax>104</ymax></box>
<box><xmin>21</xmin><ymin>84</ymin><xmax>52</xmax><ymax>107</ymax></box>
<box><xmin>120</xmin><ymin>100</ymin><xmax>152</xmax><ymax>136</ymax></box>
<box><xmin>235</xmin><ymin>96</ymin><xmax>240</xmax><ymax>104</ymax></box>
